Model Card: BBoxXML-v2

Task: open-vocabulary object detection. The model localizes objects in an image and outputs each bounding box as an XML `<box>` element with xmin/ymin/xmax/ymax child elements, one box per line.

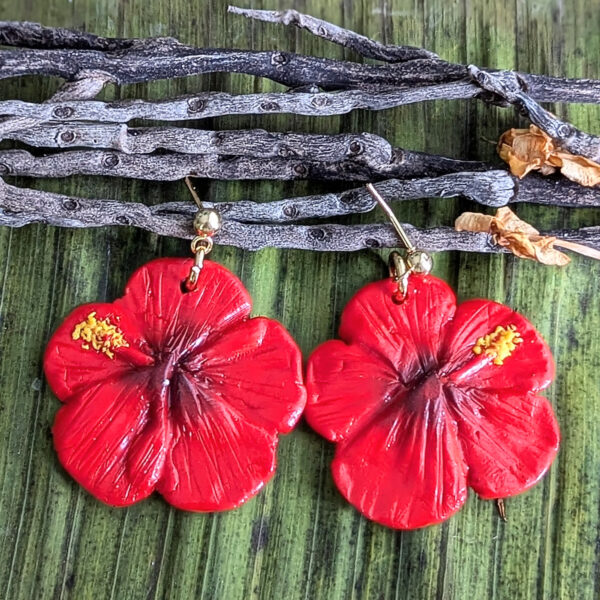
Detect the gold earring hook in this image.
<box><xmin>184</xmin><ymin>176</ymin><xmax>222</xmax><ymax>291</ymax></box>
<box><xmin>366</xmin><ymin>183</ymin><xmax>416</xmax><ymax>253</ymax></box>
<box><xmin>185</xmin><ymin>176</ymin><xmax>204</xmax><ymax>209</ymax></box>
<box><xmin>366</xmin><ymin>183</ymin><xmax>433</xmax><ymax>302</ymax></box>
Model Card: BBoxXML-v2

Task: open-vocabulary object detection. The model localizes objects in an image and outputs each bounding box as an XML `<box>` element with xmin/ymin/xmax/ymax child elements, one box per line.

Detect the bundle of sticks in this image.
<box><xmin>0</xmin><ymin>6</ymin><xmax>599</xmax><ymax>254</ymax></box>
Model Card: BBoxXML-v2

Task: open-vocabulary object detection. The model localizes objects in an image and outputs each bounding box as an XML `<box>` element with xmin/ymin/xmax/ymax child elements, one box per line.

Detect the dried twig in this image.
<box><xmin>2</xmin><ymin>167</ymin><xmax>600</xmax><ymax>233</ymax></box>
<box><xmin>2</xmin><ymin>126</ymin><xmax>394</xmax><ymax>162</ymax></box>
<box><xmin>227</xmin><ymin>7</ymin><xmax>600</xmax><ymax>104</ymax></box>
<box><xmin>227</xmin><ymin>6</ymin><xmax>438</xmax><ymax>62</ymax></box>
<box><xmin>0</xmin><ymin>20</ymin><xmax>144</xmax><ymax>50</ymax></box>
<box><xmin>1</xmin><ymin>20</ymin><xmax>600</xmax><ymax>105</ymax></box>
<box><xmin>1</xmin><ymin>177</ymin><xmax>597</xmax><ymax>253</ymax></box>
<box><xmin>0</xmin><ymin>12</ymin><xmax>598</xmax><ymax>244</ymax></box>
<box><xmin>204</xmin><ymin>171</ymin><xmax>516</xmax><ymax>222</ymax></box>
<box><xmin>0</xmin><ymin>71</ymin><xmax>112</xmax><ymax>136</ymax></box>
<box><xmin>0</xmin><ymin>44</ymin><xmax>462</xmax><ymax>88</ymax></box>
<box><xmin>510</xmin><ymin>175</ymin><xmax>600</xmax><ymax>207</ymax></box>
<box><xmin>6</xmin><ymin>123</ymin><xmax>599</xmax><ymax>208</ymax></box>
<box><xmin>0</xmin><ymin>84</ymin><xmax>476</xmax><ymax>124</ymax></box>
<box><xmin>2</xmin><ymin>143</ymin><xmax>600</xmax><ymax>209</ymax></box>
<box><xmin>470</xmin><ymin>66</ymin><xmax>600</xmax><ymax>163</ymax></box>
<box><xmin>194</xmin><ymin>171</ymin><xmax>600</xmax><ymax>217</ymax></box>
<box><xmin>0</xmin><ymin>147</ymin><xmax>488</xmax><ymax>181</ymax></box>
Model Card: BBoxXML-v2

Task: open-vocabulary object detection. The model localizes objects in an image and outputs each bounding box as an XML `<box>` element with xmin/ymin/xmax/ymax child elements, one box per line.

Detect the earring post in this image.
<box><xmin>366</xmin><ymin>183</ymin><xmax>415</xmax><ymax>252</ymax></box>
<box><xmin>185</xmin><ymin>176</ymin><xmax>204</xmax><ymax>209</ymax></box>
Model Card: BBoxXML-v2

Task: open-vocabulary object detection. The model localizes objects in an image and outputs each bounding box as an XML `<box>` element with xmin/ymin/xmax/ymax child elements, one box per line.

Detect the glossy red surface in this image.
<box><xmin>305</xmin><ymin>274</ymin><xmax>559</xmax><ymax>530</ymax></box>
<box><xmin>44</xmin><ymin>258</ymin><xmax>306</xmax><ymax>510</ymax></box>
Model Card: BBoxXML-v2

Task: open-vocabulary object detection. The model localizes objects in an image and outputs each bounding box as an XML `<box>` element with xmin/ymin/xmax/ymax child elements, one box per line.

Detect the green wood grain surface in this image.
<box><xmin>1</xmin><ymin>1</ymin><xmax>599</xmax><ymax>598</ymax></box>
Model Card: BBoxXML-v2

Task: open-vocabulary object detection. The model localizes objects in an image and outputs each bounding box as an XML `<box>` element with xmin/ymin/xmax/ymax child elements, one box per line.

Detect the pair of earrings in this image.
<box><xmin>43</xmin><ymin>183</ymin><xmax>559</xmax><ymax>529</ymax></box>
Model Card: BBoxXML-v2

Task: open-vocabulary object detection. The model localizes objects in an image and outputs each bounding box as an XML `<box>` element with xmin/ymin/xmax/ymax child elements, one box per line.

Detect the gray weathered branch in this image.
<box><xmin>470</xmin><ymin>66</ymin><xmax>600</xmax><ymax>163</ymax></box>
<box><xmin>172</xmin><ymin>171</ymin><xmax>600</xmax><ymax>219</ymax></box>
<box><xmin>227</xmin><ymin>7</ymin><xmax>600</xmax><ymax>104</ymax></box>
<box><xmin>7</xmin><ymin>124</ymin><xmax>598</xmax><ymax>204</ymax></box>
<box><xmin>0</xmin><ymin>44</ymin><xmax>463</xmax><ymax>88</ymax></box>
<box><xmin>1</xmin><ymin>177</ymin><xmax>597</xmax><ymax>253</ymax></box>
<box><xmin>227</xmin><ymin>6</ymin><xmax>438</xmax><ymax>62</ymax></box>
<box><xmin>204</xmin><ymin>171</ymin><xmax>517</xmax><ymax>222</ymax></box>
<box><xmin>2</xmin><ymin>126</ymin><xmax>395</xmax><ymax>163</ymax></box>
<box><xmin>1</xmin><ymin>159</ymin><xmax>599</xmax><ymax>220</ymax></box>
<box><xmin>1</xmin><ymin>20</ymin><xmax>600</xmax><ymax>105</ymax></box>
<box><xmin>0</xmin><ymin>70</ymin><xmax>112</xmax><ymax>136</ymax></box>
<box><xmin>0</xmin><ymin>147</ymin><xmax>488</xmax><ymax>181</ymax></box>
<box><xmin>0</xmin><ymin>12</ymin><xmax>598</xmax><ymax>247</ymax></box>
<box><xmin>0</xmin><ymin>84</ymin><xmax>477</xmax><ymax>125</ymax></box>
<box><xmin>511</xmin><ymin>176</ymin><xmax>600</xmax><ymax>207</ymax></box>
<box><xmin>0</xmin><ymin>20</ymin><xmax>144</xmax><ymax>50</ymax></box>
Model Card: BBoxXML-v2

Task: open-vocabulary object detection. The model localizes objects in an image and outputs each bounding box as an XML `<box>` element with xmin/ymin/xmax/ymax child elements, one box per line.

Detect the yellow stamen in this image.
<box><xmin>471</xmin><ymin>324</ymin><xmax>523</xmax><ymax>365</ymax></box>
<box><xmin>72</xmin><ymin>311</ymin><xmax>129</xmax><ymax>359</ymax></box>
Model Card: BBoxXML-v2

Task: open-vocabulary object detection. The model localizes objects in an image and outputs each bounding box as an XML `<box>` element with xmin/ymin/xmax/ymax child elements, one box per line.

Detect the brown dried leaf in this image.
<box><xmin>454</xmin><ymin>212</ymin><xmax>494</xmax><ymax>233</ymax></box>
<box><xmin>455</xmin><ymin>207</ymin><xmax>570</xmax><ymax>266</ymax></box>
<box><xmin>491</xmin><ymin>206</ymin><xmax>539</xmax><ymax>236</ymax></box>
<box><xmin>498</xmin><ymin>124</ymin><xmax>600</xmax><ymax>187</ymax></box>
<box><xmin>556</xmin><ymin>154</ymin><xmax>600</xmax><ymax>187</ymax></box>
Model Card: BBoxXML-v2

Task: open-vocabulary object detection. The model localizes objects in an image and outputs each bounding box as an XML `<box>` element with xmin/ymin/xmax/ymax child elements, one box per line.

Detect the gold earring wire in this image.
<box><xmin>184</xmin><ymin>176</ymin><xmax>222</xmax><ymax>290</ymax></box>
<box><xmin>185</xmin><ymin>175</ymin><xmax>204</xmax><ymax>209</ymax></box>
<box><xmin>366</xmin><ymin>183</ymin><xmax>433</xmax><ymax>301</ymax></box>
<box><xmin>366</xmin><ymin>183</ymin><xmax>416</xmax><ymax>253</ymax></box>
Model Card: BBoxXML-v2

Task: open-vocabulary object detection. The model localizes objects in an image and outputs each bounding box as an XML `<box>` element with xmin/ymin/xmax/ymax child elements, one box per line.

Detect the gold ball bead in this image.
<box><xmin>406</xmin><ymin>250</ymin><xmax>433</xmax><ymax>275</ymax></box>
<box><xmin>193</xmin><ymin>209</ymin><xmax>222</xmax><ymax>236</ymax></box>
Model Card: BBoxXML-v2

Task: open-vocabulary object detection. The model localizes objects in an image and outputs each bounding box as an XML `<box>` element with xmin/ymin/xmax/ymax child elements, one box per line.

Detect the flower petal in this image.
<box><xmin>157</xmin><ymin>370</ymin><xmax>278</xmax><ymax>511</ymax></box>
<box><xmin>333</xmin><ymin>385</ymin><xmax>467</xmax><ymax>529</ymax></box>
<box><xmin>447</xmin><ymin>387</ymin><xmax>560</xmax><ymax>499</ymax></box>
<box><xmin>441</xmin><ymin>299</ymin><xmax>554</xmax><ymax>393</ymax></box>
<box><xmin>44</xmin><ymin>302</ymin><xmax>154</xmax><ymax>401</ymax></box>
<box><xmin>115</xmin><ymin>258</ymin><xmax>252</xmax><ymax>355</ymax></box>
<box><xmin>187</xmin><ymin>317</ymin><xmax>306</xmax><ymax>434</ymax></box>
<box><xmin>338</xmin><ymin>275</ymin><xmax>456</xmax><ymax>383</ymax></box>
<box><xmin>305</xmin><ymin>340</ymin><xmax>402</xmax><ymax>442</ymax></box>
<box><xmin>53</xmin><ymin>371</ymin><xmax>169</xmax><ymax>506</ymax></box>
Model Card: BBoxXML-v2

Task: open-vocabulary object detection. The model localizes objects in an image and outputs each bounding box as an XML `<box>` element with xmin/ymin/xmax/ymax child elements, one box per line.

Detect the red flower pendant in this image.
<box><xmin>306</xmin><ymin>273</ymin><xmax>559</xmax><ymax>529</ymax></box>
<box><xmin>44</xmin><ymin>258</ymin><xmax>306</xmax><ymax>510</ymax></box>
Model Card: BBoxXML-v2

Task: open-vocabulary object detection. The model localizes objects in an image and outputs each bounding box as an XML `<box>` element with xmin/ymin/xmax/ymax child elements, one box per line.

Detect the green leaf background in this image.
<box><xmin>0</xmin><ymin>0</ymin><xmax>599</xmax><ymax>598</ymax></box>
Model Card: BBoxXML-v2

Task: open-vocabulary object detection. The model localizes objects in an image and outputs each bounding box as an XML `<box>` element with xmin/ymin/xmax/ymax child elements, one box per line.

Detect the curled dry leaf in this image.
<box><xmin>455</xmin><ymin>207</ymin><xmax>570</xmax><ymax>266</ymax></box>
<box><xmin>498</xmin><ymin>125</ymin><xmax>600</xmax><ymax>187</ymax></box>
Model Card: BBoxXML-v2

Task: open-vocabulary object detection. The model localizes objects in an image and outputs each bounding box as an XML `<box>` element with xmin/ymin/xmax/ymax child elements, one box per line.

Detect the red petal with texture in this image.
<box><xmin>305</xmin><ymin>340</ymin><xmax>402</xmax><ymax>442</ymax></box>
<box><xmin>338</xmin><ymin>275</ymin><xmax>456</xmax><ymax>383</ymax></box>
<box><xmin>447</xmin><ymin>387</ymin><xmax>560</xmax><ymax>498</ymax></box>
<box><xmin>157</xmin><ymin>369</ymin><xmax>278</xmax><ymax>511</ymax></box>
<box><xmin>306</xmin><ymin>275</ymin><xmax>559</xmax><ymax>529</ymax></box>
<box><xmin>115</xmin><ymin>258</ymin><xmax>252</xmax><ymax>353</ymax></box>
<box><xmin>53</xmin><ymin>371</ymin><xmax>170</xmax><ymax>506</ymax></box>
<box><xmin>187</xmin><ymin>317</ymin><xmax>306</xmax><ymax>434</ymax></box>
<box><xmin>333</xmin><ymin>379</ymin><xmax>467</xmax><ymax>529</ymax></box>
<box><xmin>44</xmin><ymin>302</ymin><xmax>153</xmax><ymax>401</ymax></box>
<box><xmin>441</xmin><ymin>299</ymin><xmax>554</xmax><ymax>393</ymax></box>
<box><xmin>46</xmin><ymin>257</ymin><xmax>306</xmax><ymax>510</ymax></box>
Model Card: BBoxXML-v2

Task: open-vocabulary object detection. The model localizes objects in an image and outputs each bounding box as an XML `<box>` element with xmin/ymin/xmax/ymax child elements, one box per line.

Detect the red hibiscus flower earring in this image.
<box><xmin>305</xmin><ymin>184</ymin><xmax>560</xmax><ymax>530</ymax></box>
<box><xmin>44</xmin><ymin>179</ymin><xmax>306</xmax><ymax>510</ymax></box>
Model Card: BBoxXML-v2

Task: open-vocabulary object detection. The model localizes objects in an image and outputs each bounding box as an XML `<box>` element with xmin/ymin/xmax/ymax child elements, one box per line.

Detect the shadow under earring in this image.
<box><xmin>305</xmin><ymin>183</ymin><xmax>559</xmax><ymax>530</ymax></box>
<box><xmin>44</xmin><ymin>179</ymin><xmax>306</xmax><ymax>510</ymax></box>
